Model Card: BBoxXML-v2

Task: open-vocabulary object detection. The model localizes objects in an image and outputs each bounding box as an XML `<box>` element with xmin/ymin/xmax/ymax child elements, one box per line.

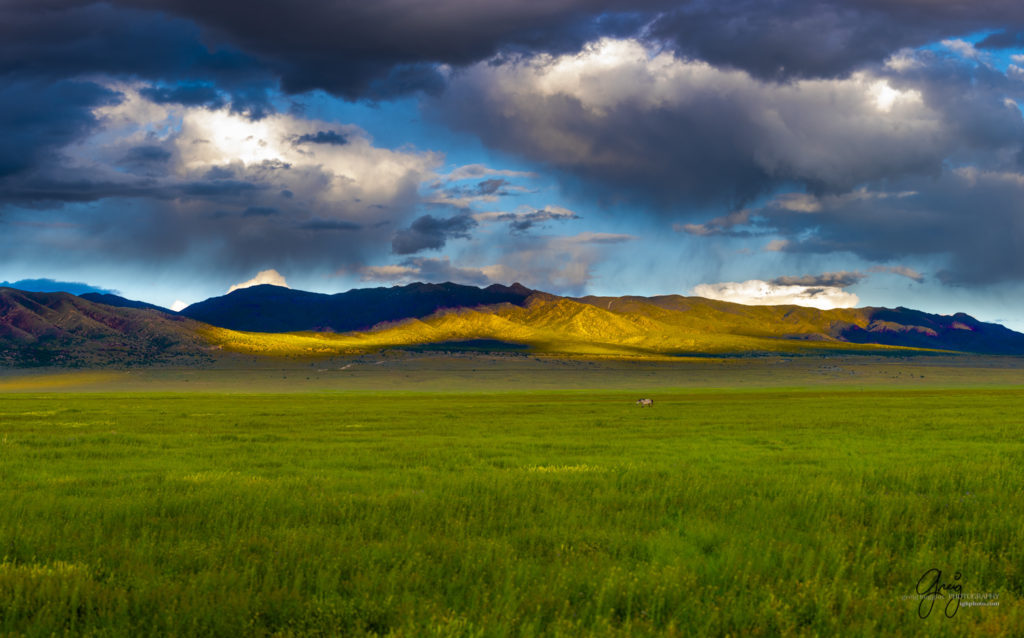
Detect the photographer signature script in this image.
<box><xmin>916</xmin><ymin>568</ymin><xmax>962</xmax><ymax>619</ymax></box>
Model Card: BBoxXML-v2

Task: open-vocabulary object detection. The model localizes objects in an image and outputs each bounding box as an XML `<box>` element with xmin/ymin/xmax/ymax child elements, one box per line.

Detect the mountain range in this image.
<box><xmin>178</xmin><ymin>282</ymin><xmax>533</xmax><ymax>333</ymax></box>
<box><xmin>2</xmin><ymin>282</ymin><xmax>1024</xmax><ymax>366</ymax></box>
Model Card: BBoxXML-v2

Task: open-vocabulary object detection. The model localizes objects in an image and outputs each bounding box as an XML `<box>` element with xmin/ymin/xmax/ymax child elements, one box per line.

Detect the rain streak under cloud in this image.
<box><xmin>2</xmin><ymin>0</ymin><xmax>1024</xmax><ymax>327</ymax></box>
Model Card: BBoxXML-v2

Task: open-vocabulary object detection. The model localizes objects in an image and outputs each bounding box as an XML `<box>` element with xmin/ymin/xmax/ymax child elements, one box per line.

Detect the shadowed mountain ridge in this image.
<box><xmin>178</xmin><ymin>282</ymin><xmax>534</xmax><ymax>333</ymax></box>
<box><xmin>79</xmin><ymin>292</ymin><xmax>173</xmax><ymax>313</ymax></box>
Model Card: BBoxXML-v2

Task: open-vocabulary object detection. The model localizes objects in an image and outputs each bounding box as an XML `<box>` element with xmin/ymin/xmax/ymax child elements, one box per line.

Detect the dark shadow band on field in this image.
<box><xmin>655</xmin><ymin>348</ymin><xmax>958</xmax><ymax>359</ymax></box>
<box><xmin>394</xmin><ymin>339</ymin><xmax>531</xmax><ymax>354</ymax></box>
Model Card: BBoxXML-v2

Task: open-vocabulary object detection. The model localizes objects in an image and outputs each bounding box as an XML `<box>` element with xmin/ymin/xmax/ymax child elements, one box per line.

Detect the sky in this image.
<box><xmin>2</xmin><ymin>1</ymin><xmax>1024</xmax><ymax>329</ymax></box>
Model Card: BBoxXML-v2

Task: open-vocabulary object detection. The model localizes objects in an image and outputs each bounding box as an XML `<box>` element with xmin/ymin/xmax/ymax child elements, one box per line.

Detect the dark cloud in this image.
<box><xmin>0</xmin><ymin>2</ymin><xmax>244</xmax><ymax>76</ymax></box>
<box><xmin>0</xmin><ymin>77</ymin><xmax>119</xmax><ymax>177</ymax></box>
<box><xmin>105</xmin><ymin>0</ymin><xmax>668</xmax><ymax>98</ymax></box>
<box><xmin>94</xmin><ymin>0</ymin><xmax>1024</xmax><ymax>96</ymax></box>
<box><xmin>9</xmin><ymin>0</ymin><xmax>1022</xmax><ymax>106</ymax></box>
<box><xmin>300</xmin><ymin>219</ymin><xmax>362</xmax><ymax>231</ymax></box>
<box><xmin>736</xmin><ymin>168</ymin><xmax>1024</xmax><ymax>285</ymax></box>
<box><xmin>481</xmin><ymin>206</ymin><xmax>581</xmax><ymax>233</ymax></box>
<box><xmin>676</xmin><ymin>210</ymin><xmax>757</xmax><ymax>237</ymax></box>
<box><xmin>179</xmin><ymin>180</ymin><xmax>265</xmax><ymax>199</ymax></box>
<box><xmin>770</xmin><ymin>271</ymin><xmax>867</xmax><ymax>288</ymax></box>
<box><xmin>976</xmin><ymin>30</ymin><xmax>1024</xmax><ymax>50</ymax></box>
<box><xmin>140</xmin><ymin>82</ymin><xmax>226</xmax><ymax>108</ymax></box>
<box><xmin>0</xmin><ymin>278</ymin><xmax>118</xmax><ymax>296</ymax></box>
<box><xmin>648</xmin><ymin>1</ymin><xmax>1024</xmax><ymax>80</ymax></box>
<box><xmin>0</xmin><ymin>175</ymin><xmax>177</xmax><ymax>205</ymax></box>
<box><xmin>242</xmin><ymin>206</ymin><xmax>279</xmax><ymax>217</ymax></box>
<box><xmin>431</xmin><ymin>178</ymin><xmax>517</xmax><ymax>207</ymax></box>
<box><xmin>114</xmin><ymin>145</ymin><xmax>175</xmax><ymax>178</ymax></box>
<box><xmin>295</xmin><ymin>130</ymin><xmax>349</xmax><ymax>146</ymax></box>
<box><xmin>392</xmin><ymin>214</ymin><xmax>477</xmax><ymax>254</ymax></box>
<box><xmin>6</xmin><ymin>0</ymin><xmax>1024</xmax><ymax>109</ymax></box>
<box><xmin>204</xmin><ymin>166</ymin><xmax>237</xmax><ymax>180</ymax></box>
<box><xmin>121</xmin><ymin>146</ymin><xmax>173</xmax><ymax>165</ymax></box>
<box><xmin>476</xmin><ymin>179</ymin><xmax>508</xmax><ymax>196</ymax></box>
<box><xmin>0</xmin><ymin>2</ymin><xmax>272</xmax><ymax>103</ymax></box>
<box><xmin>869</xmin><ymin>265</ymin><xmax>926</xmax><ymax>283</ymax></box>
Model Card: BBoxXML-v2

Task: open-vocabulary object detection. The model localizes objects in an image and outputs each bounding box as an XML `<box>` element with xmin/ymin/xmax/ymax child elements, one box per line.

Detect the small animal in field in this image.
<box><xmin>636</xmin><ymin>398</ymin><xmax>654</xmax><ymax>407</ymax></box>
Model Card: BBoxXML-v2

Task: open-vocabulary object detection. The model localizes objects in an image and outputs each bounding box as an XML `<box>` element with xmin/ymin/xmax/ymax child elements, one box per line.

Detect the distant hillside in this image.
<box><xmin>835</xmin><ymin>307</ymin><xmax>1024</xmax><ymax>355</ymax></box>
<box><xmin>572</xmin><ymin>295</ymin><xmax>1024</xmax><ymax>355</ymax></box>
<box><xmin>79</xmin><ymin>292</ymin><xmax>173</xmax><ymax>313</ymax></box>
<box><xmin>0</xmin><ymin>288</ymin><xmax>212</xmax><ymax>366</ymax></box>
<box><xmin>179</xmin><ymin>282</ymin><xmax>534</xmax><ymax>332</ymax></box>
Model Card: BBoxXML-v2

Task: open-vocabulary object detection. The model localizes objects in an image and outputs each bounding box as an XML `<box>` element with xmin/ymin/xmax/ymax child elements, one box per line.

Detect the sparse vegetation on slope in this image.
<box><xmin>198</xmin><ymin>294</ymin><xmax>930</xmax><ymax>358</ymax></box>
<box><xmin>0</xmin><ymin>288</ymin><xmax>213</xmax><ymax>366</ymax></box>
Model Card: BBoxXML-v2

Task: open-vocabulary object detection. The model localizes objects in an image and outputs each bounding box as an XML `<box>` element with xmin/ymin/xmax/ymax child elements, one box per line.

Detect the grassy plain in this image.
<box><xmin>1</xmin><ymin>357</ymin><xmax>1024</xmax><ymax>636</ymax></box>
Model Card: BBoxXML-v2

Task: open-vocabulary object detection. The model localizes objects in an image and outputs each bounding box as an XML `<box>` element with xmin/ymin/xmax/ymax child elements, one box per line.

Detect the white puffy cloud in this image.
<box><xmin>79</xmin><ymin>82</ymin><xmax>442</xmax><ymax>220</ymax></box>
<box><xmin>228</xmin><ymin>268</ymin><xmax>289</xmax><ymax>293</ymax></box>
<box><xmin>692</xmin><ymin>279</ymin><xmax>860</xmax><ymax>310</ymax></box>
<box><xmin>10</xmin><ymin>81</ymin><xmax>443</xmax><ymax>277</ymax></box>
<box><xmin>941</xmin><ymin>39</ymin><xmax>981</xmax><ymax>60</ymax></box>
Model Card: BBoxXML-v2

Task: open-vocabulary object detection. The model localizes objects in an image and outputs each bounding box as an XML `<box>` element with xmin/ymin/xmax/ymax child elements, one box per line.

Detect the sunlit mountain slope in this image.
<box><xmin>4</xmin><ymin>285</ymin><xmax>1023</xmax><ymax>366</ymax></box>
<box><xmin>199</xmin><ymin>292</ymin><xmax>1017</xmax><ymax>357</ymax></box>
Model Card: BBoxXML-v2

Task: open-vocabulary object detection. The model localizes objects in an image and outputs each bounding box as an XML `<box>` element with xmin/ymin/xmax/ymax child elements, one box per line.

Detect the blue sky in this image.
<box><xmin>3</xmin><ymin>1</ymin><xmax>1024</xmax><ymax>330</ymax></box>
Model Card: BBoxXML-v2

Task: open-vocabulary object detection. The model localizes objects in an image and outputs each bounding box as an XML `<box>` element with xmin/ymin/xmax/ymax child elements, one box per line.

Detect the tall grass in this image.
<box><xmin>1</xmin><ymin>389</ymin><xmax>1022</xmax><ymax>635</ymax></box>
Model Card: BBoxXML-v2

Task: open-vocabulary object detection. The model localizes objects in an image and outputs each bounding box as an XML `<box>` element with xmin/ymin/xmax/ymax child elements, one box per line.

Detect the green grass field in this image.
<box><xmin>2</xmin><ymin>375</ymin><xmax>1023</xmax><ymax>636</ymax></box>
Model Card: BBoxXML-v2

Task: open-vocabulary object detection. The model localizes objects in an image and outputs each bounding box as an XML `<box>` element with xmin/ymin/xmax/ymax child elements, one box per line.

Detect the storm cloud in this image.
<box><xmin>435</xmin><ymin>40</ymin><xmax>1024</xmax><ymax>210</ymax></box>
<box><xmin>770</xmin><ymin>271</ymin><xmax>868</xmax><ymax>288</ymax></box>
<box><xmin>391</xmin><ymin>214</ymin><xmax>478</xmax><ymax>255</ymax></box>
<box><xmin>0</xmin><ymin>78</ymin><xmax>119</xmax><ymax>177</ymax></box>
<box><xmin>649</xmin><ymin>1</ymin><xmax>1024</xmax><ymax>80</ymax></box>
<box><xmin>760</xmin><ymin>169</ymin><xmax>1024</xmax><ymax>286</ymax></box>
<box><xmin>12</xmin><ymin>0</ymin><xmax>1023</xmax><ymax>100</ymax></box>
<box><xmin>474</xmin><ymin>206</ymin><xmax>580</xmax><ymax>234</ymax></box>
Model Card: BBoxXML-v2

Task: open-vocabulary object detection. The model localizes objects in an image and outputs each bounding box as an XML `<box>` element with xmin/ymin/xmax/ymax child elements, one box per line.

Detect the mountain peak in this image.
<box><xmin>178</xmin><ymin>280</ymin><xmax>535</xmax><ymax>333</ymax></box>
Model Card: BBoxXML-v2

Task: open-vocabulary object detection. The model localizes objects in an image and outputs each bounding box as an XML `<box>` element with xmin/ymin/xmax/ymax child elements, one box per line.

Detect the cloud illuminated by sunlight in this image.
<box><xmin>228</xmin><ymin>269</ymin><xmax>289</xmax><ymax>293</ymax></box>
<box><xmin>692</xmin><ymin>279</ymin><xmax>859</xmax><ymax>310</ymax></box>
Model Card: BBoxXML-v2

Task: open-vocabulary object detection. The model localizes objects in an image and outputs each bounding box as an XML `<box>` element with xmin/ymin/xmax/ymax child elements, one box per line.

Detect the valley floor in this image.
<box><xmin>1</xmin><ymin>356</ymin><xmax>1022</xmax><ymax>635</ymax></box>
<box><xmin>2</xmin><ymin>352</ymin><xmax>1024</xmax><ymax>393</ymax></box>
